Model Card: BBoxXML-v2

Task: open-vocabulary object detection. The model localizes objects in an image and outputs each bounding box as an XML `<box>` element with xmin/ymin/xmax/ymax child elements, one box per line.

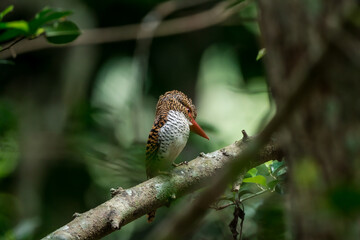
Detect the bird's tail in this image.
<box><xmin>147</xmin><ymin>210</ymin><xmax>156</xmax><ymax>223</ymax></box>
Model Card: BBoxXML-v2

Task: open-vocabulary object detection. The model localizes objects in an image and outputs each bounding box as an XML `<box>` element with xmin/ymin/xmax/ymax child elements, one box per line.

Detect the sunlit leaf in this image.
<box><xmin>0</xmin><ymin>5</ymin><xmax>14</xmax><ymax>21</ymax></box>
<box><xmin>33</xmin><ymin>27</ymin><xmax>45</xmax><ymax>37</ymax></box>
<box><xmin>243</xmin><ymin>175</ymin><xmax>267</xmax><ymax>187</ymax></box>
<box><xmin>0</xmin><ymin>7</ymin><xmax>75</xmax><ymax>43</ymax></box>
<box><xmin>44</xmin><ymin>21</ymin><xmax>80</xmax><ymax>44</ymax></box>
<box><xmin>247</xmin><ymin>167</ymin><xmax>258</xmax><ymax>177</ymax></box>
<box><xmin>256</xmin><ymin>48</ymin><xmax>266</xmax><ymax>61</ymax></box>
<box><xmin>0</xmin><ymin>20</ymin><xmax>29</xmax><ymax>32</ymax></box>
<box><xmin>264</xmin><ymin>160</ymin><xmax>273</xmax><ymax>168</ymax></box>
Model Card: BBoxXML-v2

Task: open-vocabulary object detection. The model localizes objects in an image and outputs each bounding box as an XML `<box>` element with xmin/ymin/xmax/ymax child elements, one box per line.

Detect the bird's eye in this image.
<box><xmin>187</xmin><ymin>108</ymin><xmax>193</xmax><ymax>118</ymax></box>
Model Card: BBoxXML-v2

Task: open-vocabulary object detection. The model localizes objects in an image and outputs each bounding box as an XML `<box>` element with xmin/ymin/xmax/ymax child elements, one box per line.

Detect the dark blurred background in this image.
<box><xmin>0</xmin><ymin>0</ymin><xmax>277</xmax><ymax>239</ymax></box>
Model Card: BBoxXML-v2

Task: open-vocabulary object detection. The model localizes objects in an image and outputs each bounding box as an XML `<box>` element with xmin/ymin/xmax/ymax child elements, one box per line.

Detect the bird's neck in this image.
<box><xmin>166</xmin><ymin>110</ymin><xmax>191</xmax><ymax>126</ymax></box>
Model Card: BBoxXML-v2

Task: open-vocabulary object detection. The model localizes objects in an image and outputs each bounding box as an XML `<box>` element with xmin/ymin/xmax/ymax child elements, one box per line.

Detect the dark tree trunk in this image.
<box><xmin>258</xmin><ymin>0</ymin><xmax>360</xmax><ymax>239</ymax></box>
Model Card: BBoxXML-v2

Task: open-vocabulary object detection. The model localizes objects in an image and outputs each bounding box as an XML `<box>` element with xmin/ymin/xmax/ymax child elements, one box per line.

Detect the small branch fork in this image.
<box><xmin>42</xmin><ymin>131</ymin><xmax>283</xmax><ymax>240</ymax></box>
<box><xmin>209</xmin><ymin>187</ymin><xmax>268</xmax><ymax>240</ymax></box>
<box><xmin>210</xmin><ymin>188</ymin><xmax>268</xmax><ymax>211</ymax></box>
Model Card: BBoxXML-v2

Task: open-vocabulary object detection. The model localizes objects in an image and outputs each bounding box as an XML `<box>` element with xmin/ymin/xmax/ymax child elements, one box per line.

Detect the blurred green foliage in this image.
<box><xmin>1</xmin><ymin>0</ymin><xmax>350</xmax><ymax>240</ymax></box>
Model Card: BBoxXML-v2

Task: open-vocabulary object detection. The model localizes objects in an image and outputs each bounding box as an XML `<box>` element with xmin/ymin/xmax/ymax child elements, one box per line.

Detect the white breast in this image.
<box><xmin>158</xmin><ymin>110</ymin><xmax>190</xmax><ymax>166</ymax></box>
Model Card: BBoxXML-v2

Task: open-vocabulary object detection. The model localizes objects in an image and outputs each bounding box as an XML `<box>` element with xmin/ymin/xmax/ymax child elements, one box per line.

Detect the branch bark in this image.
<box><xmin>42</xmin><ymin>133</ymin><xmax>283</xmax><ymax>240</ymax></box>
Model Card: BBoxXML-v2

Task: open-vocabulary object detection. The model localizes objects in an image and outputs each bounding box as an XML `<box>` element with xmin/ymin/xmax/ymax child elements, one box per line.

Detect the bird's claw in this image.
<box><xmin>172</xmin><ymin>161</ymin><xmax>188</xmax><ymax>167</ymax></box>
<box><xmin>73</xmin><ymin>212</ymin><xmax>82</xmax><ymax>218</ymax></box>
<box><xmin>110</xmin><ymin>187</ymin><xmax>124</xmax><ymax>197</ymax></box>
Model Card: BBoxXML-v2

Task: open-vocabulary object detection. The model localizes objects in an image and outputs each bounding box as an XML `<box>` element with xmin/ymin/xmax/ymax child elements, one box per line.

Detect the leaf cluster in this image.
<box><xmin>241</xmin><ymin>160</ymin><xmax>287</xmax><ymax>195</ymax></box>
<box><xmin>0</xmin><ymin>5</ymin><xmax>80</xmax><ymax>46</ymax></box>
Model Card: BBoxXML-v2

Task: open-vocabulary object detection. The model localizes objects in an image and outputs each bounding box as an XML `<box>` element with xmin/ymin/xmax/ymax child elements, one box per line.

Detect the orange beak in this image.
<box><xmin>189</xmin><ymin>115</ymin><xmax>209</xmax><ymax>140</ymax></box>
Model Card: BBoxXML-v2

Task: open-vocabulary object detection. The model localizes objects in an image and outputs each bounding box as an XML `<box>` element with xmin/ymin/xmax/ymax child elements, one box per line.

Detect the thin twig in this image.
<box><xmin>0</xmin><ymin>36</ymin><xmax>24</xmax><ymax>54</ymax></box>
<box><xmin>240</xmin><ymin>189</ymin><xmax>268</xmax><ymax>202</ymax></box>
<box><xmin>210</xmin><ymin>202</ymin><xmax>235</xmax><ymax>211</ymax></box>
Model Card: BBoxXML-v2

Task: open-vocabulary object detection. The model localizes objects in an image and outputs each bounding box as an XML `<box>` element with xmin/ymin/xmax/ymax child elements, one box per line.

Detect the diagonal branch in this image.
<box><xmin>41</xmin><ymin>133</ymin><xmax>283</xmax><ymax>240</ymax></box>
<box><xmin>148</xmin><ymin>29</ymin><xmax>329</xmax><ymax>240</ymax></box>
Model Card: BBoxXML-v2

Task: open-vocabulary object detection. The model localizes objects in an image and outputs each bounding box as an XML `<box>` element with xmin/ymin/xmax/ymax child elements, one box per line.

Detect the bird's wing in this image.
<box><xmin>145</xmin><ymin>114</ymin><xmax>166</xmax><ymax>178</ymax></box>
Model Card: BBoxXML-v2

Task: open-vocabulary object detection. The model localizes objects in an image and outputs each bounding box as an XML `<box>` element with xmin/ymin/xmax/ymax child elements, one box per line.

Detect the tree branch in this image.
<box><xmin>0</xmin><ymin>0</ymin><xmax>253</xmax><ymax>59</ymax></box>
<box><xmin>147</xmin><ymin>27</ymin><xmax>328</xmax><ymax>239</ymax></box>
<box><xmin>42</xmin><ymin>133</ymin><xmax>283</xmax><ymax>240</ymax></box>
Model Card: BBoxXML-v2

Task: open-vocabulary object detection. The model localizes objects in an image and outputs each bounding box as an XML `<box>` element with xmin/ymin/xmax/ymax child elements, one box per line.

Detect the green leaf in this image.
<box><xmin>264</xmin><ymin>160</ymin><xmax>273</xmax><ymax>168</ymax></box>
<box><xmin>35</xmin><ymin>8</ymin><xmax>53</xmax><ymax>19</ymax></box>
<box><xmin>275</xmin><ymin>167</ymin><xmax>287</xmax><ymax>178</ymax></box>
<box><xmin>44</xmin><ymin>21</ymin><xmax>80</xmax><ymax>44</ymax></box>
<box><xmin>0</xmin><ymin>20</ymin><xmax>29</xmax><ymax>32</ymax></box>
<box><xmin>29</xmin><ymin>8</ymin><xmax>72</xmax><ymax>34</ymax></box>
<box><xmin>0</xmin><ymin>29</ymin><xmax>24</xmax><ymax>42</ymax></box>
<box><xmin>256</xmin><ymin>48</ymin><xmax>266</xmax><ymax>61</ymax></box>
<box><xmin>247</xmin><ymin>167</ymin><xmax>258</xmax><ymax>177</ymax></box>
<box><xmin>38</xmin><ymin>10</ymin><xmax>72</xmax><ymax>23</ymax></box>
<box><xmin>270</xmin><ymin>161</ymin><xmax>284</xmax><ymax>172</ymax></box>
<box><xmin>256</xmin><ymin>164</ymin><xmax>271</xmax><ymax>176</ymax></box>
<box><xmin>33</xmin><ymin>28</ymin><xmax>45</xmax><ymax>37</ymax></box>
<box><xmin>243</xmin><ymin>175</ymin><xmax>267</xmax><ymax>187</ymax></box>
<box><xmin>271</xmin><ymin>161</ymin><xmax>287</xmax><ymax>176</ymax></box>
<box><xmin>238</xmin><ymin>189</ymin><xmax>254</xmax><ymax>198</ymax></box>
<box><xmin>0</xmin><ymin>5</ymin><xmax>14</xmax><ymax>21</ymax></box>
<box><xmin>267</xmin><ymin>180</ymin><xmax>279</xmax><ymax>190</ymax></box>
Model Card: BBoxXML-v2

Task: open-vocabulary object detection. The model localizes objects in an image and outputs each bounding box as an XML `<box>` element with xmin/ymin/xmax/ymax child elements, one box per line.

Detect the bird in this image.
<box><xmin>145</xmin><ymin>90</ymin><xmax>209</xmax><ymax>222</ymax></box>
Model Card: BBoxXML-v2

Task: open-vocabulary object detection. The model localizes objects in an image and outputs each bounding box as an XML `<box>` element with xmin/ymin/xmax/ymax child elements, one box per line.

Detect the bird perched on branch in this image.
<box><xmin>145</xmin><ymin>90</ymin><xmax>209</xmax><ymax>222</ymax></box>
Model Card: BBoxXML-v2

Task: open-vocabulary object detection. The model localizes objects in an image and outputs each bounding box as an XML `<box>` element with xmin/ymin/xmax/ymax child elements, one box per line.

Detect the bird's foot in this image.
<box><xmin>172</xmin><ymin>161</ymin><xmax>188</xmax><ymax>167</ymax></box>
<box><xmin>110</xmin><ymin>187</ymin><xmax>124</xmax><ymax>197</ymax></box>
<box><xmin>73</xmin><ymin>212</ymin><xmax>82</xmax><ymax>218</ymax></box>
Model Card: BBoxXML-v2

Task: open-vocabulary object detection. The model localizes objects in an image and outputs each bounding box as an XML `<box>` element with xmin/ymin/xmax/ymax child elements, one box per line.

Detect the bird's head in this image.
<box><xmin>155</xmin><ymin>90</ymin><xmax>209</xmax><ymax>140</ymax></box>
